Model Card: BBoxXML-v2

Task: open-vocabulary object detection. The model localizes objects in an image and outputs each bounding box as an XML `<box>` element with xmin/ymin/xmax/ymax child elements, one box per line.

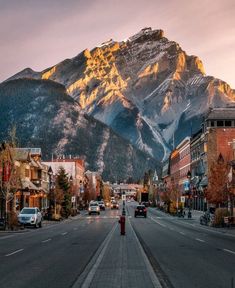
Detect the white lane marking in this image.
<box><xmin>0</xmin><ymin>235</ymin><xmax>15</xmax><ymax>240</ymax></box>
<box><xmin>150</xmin><ymin>217</ymin><xmax>166</xmax><ymax>227</ymax></box>
<box><xmin>169</xmin><ymin>228</ymin><xmax>175</xmax><ymax>231</ymax></box>
<box><xmin>195</xmin><ymin>238</ymin><xmax>205</xmax><ymax>243</ymax></box>
<box><xmin>223</xmin><ymin>249</ymin><xmax>235</xmax><ymax>255</ymax></box>
<box><xmin>61</xmin><ymin>232</ymin><xmax>68</xmax><ymax>236</ymax></box>
<box><xmin>42</xmin><ymin>238</ymin><xmax>52</xmax><ymax>243</ymax></box>
<box><xmin>5</xmin><ymin>249</ymin><xmax>24</xmax><ymax>257</ymax></box>
<box><xmin>180</xmin><ymin>232</ymin><xmax>186</xmax><ymax>235</ymax></box>
<box><xmin>73</xmin><ymin>228</ymin><xmax>78</xmax><ymax>230</ymax></box>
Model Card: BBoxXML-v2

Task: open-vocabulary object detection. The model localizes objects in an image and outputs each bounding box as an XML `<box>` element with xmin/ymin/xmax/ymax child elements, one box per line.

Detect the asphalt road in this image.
<box><xmin>127</xmin><ymin>203</ymin><xmax>235</xmax><ymax>288</ymax></box>
<box><xmin>1</xmin><ymin>202</ymin><xmax>235</xmax><ymax>288</ymax></box>
<box><xmin>0</xmin><ymin>208</ymin><xmax>119</xmax><ymax>288</ymax></box>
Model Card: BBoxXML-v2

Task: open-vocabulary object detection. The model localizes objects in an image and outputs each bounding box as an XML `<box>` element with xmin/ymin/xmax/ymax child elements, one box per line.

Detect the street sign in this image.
<box><xmin>71</xmin><ymin>196</ymin><xmax>76</xmax><ymax>203</ymax></box>
<box><xmin>180</xmin><ymin>196</ymin><xmax>185</xmax><ymax>203</ymax></box>
<box><xmin>122</xmin><ymin>194</ymin><xmax>126</xmax><ymax>201</ymax></box>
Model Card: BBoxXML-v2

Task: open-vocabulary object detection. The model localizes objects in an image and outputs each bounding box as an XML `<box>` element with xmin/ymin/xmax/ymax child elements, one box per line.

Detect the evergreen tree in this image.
<box><xmin>56</xmin><ymin>167</ymin><xmax>71</xmax><ymax>218</ymax></box>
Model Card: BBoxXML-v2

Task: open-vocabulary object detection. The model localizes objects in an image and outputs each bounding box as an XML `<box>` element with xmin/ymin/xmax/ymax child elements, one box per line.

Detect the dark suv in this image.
<box><xmin>134</xmin><ymin>205</ymin><xmax>147</xmax><ymax>218</ymax></box>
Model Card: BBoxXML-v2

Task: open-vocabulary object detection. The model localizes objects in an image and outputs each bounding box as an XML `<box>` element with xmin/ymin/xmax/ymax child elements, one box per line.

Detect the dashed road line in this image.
<box><xmin>195</xmin><ymin>238</ymin><xmax>205</xmax><ymax>243</ymax></box>
<box><xmin>61</xmin><ymin>232</ymin><xmax>68</xmax><ymax>236</ymax></box>
<box><xmin>150</xmin><ymin>217</ymin><xmax>166</xmax><ymax>227</ymax></box>
<box><xmin>0</xmin><ymin>235</ymin><xmax>15</xmax><ymax>240</ymax></box>
<box><xmin>42</xmin><ymin>238</ymin><xmax>52</xmax><ymax>243</ymax></box>
<box><xmin>179</xmin><ymin>232</ymin><xmax>186</xmax><ymax>235</ymax></box>
<box><xmin>5</xmin><ymin>249</ymin><xmax>24</xmax><ymax>257</ymax></box>
<box><xmin>223</xmin><ymin>249</ymin><xmax>235</xmax><ymax>255</ymax></box>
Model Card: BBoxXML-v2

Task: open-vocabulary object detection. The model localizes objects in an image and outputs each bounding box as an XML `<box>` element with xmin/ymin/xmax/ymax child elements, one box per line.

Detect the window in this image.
<box><xmin>217</xmin><ymin>120</ymin><xmax>224</xmax><ymax>127</ymax></box>
<box><xmin>225</xmin><ymin>120</ymin><xmax>232</xmax><ymax>127</ymax></box>
<box><xmin>25</xmin><ymin>169</ymin><xmax>30</xmax><ymax>177</ymax></box>
<box><xmin>210</xmin><ymin>121</ymin><xmax>214</xmax><ymax>127</ymax></box>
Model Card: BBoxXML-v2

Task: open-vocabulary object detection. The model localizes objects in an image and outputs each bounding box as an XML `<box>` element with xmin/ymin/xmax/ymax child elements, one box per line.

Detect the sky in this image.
<box><xmin>0</xmin><ymin>0</ymin><xmax>234</xmax><ymax>88</ymax></box>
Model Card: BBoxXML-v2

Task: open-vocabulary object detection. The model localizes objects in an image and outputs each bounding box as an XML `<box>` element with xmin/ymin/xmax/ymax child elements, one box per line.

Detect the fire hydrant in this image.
<box><xmin>119</xmin><ymin>215</ymin><xmax>125</xmax><ymax>235</ymax></box>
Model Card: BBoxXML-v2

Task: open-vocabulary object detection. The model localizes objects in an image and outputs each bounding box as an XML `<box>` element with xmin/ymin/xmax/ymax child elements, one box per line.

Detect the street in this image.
<box><xmin>128</xmin><ymin>203</ymin><xmax>235</xmax><ymax>288</ymax></box>
<box><xmin>0</xmin><ymin>209</ymin><xmax>119</xmax><ymax>288</ymax></box>
<box><xmin>0</xmin><ymin>202</ymin><xmax>235</xmax><ymax>288</ymax></box>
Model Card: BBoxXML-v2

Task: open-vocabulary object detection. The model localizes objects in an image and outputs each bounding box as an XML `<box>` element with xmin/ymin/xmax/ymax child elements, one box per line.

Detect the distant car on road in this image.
<box><xmin>18</xmin><ymin>207</ymin><xmax>43</xmax><ymax>228</ymax></box>
<box><xmin>88</xmin><ymin>202</ymin><xmax>100</xmax><ymax>215</ymax></box>
<box><xmin>135</xmin><ymin>205</ymin><xmax>147</xmax><ymax>218</ymax></box>
<box><xmin>98</xmin><ymin>201</ymin><xmax>105</xmax><ymax>210</ymax></box>
<box><xmin>110</xmin><ymin>201</ymin><xmax>119</xmax><ymax>209</ymax></box>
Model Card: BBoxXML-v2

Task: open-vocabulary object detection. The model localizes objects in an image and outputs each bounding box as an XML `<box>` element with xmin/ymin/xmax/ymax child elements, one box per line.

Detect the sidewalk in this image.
<box><xmin>73</xmin><ymin>216</ymin><xmax>162</xmax><ymax>288</ymax></box>
<box><xmin>0</xmin><ymin>213</ymin><xmax>83</xmax><ymax>235</ymax></box>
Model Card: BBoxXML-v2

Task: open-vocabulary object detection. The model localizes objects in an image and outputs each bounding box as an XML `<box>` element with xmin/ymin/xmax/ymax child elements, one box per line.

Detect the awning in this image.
<box><xmin>38</xmin><ymin>187</ymin><xmax>49</xmax><ymax>193</ymax></box>
<box><xmin>199</xmin><ymin>176</ymin><xmax>208</xmax><ymax>187</ymax></box>
<box><xmin>21</xmin><ymin>179</ymin><xmax>39</xmax><ymax>191</ymax></box>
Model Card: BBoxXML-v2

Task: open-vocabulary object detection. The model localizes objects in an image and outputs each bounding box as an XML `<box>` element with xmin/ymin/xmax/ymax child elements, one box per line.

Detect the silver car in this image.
<box><xmin>88</xmin><ymin>202</ymin><xmax>100</xmax><ymax>215</ymax></box>
<box><xmin>18</xmin><ymin>207</ymin><xmax>43</xmax><ymax>228</ymax></box>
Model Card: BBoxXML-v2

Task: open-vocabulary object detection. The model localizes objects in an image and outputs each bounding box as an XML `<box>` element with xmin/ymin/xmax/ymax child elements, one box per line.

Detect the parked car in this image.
<box><xmin>18</xmin><ymin>207</ymin><xmax>43</xmax><ymax>228</ymax></box>
<box><xmin>134</xmin><ymin>205</ymin><xmax>147</xmax><ymax>218</ymax></box>
<box><xmin>110</xmin><ymin>201</ymin><xmax>119</xmax><ymax>209</ymax></box>
<box><xmin>88</xmin><ymin>202</ymin><xmax>100</xmax><ymax>215</ymax></box>
<box><xmin>98</xmin><ymin>201</ymin><xmax>105</xmax><ymax>211</ymax></box>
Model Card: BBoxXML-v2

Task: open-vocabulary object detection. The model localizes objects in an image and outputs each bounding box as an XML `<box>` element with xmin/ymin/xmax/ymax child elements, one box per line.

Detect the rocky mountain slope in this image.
<box><xmin>6</xmin><ymin>27</ymin><xmax>235</xmax><ymax>162</ymax></box>
<box><xmin>0</xmin><ymin>78</ymin><xmax>159</xmax><ymax>181</ymax></box>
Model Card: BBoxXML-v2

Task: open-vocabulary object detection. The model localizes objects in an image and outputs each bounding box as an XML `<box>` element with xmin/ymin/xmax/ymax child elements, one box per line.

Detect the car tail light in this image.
<box><xmin>144</xmin><ymin>208</ymin><xmax>147</xmax><ymax>212</ymax></box>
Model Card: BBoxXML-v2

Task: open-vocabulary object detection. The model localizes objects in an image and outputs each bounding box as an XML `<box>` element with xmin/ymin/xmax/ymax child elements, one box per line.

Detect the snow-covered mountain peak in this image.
<box><xmin>129</xmin><ymin>27</ymin><xmax>164</xmax><ymax>43</ymax></box>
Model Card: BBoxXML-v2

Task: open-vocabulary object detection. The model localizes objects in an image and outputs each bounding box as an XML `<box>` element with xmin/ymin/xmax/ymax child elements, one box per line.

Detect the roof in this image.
<box><xmin>21</xmin><ymin>179</ymin><xmax>39</xmax><ymax>190</ymax></box>
<box><xmin>13</xmin><ymin>148</ymin><xmax>30</xmax><ymax>162</ymax></box>
<box><xmin>206</xmin><ymin>108</ymin><xmax>235</xmax><ymax>120</ymax></box>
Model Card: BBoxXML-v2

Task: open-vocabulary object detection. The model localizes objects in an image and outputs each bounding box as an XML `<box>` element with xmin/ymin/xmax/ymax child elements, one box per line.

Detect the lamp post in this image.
<box><xmin>48</xmin><ymin>166</ymin><xmax>54</xmax><ymax>220</ymax></box>
<box><xmin>187</xmin><ymin>170</ymin><xmax>192</xmax><ymax>218</ymax></box>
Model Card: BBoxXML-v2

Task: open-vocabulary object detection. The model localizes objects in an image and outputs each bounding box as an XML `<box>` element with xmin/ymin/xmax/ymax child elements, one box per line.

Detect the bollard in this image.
<box><xmin>119</xmin><ymin>215</ymin><xmax>125</xmax><ymax>235</ymax></box>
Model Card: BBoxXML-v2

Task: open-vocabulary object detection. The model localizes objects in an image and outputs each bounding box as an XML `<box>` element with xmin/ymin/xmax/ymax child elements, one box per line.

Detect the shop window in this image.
<box><xmin>210</xmin><ymin>121</ymin><xmax>214</xmax><ymax>127</ymax></box>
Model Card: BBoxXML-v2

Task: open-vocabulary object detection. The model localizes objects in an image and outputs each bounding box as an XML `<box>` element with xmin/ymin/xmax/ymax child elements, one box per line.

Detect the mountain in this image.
<box><xmin>6</xmin><ymin>27</ymin><xmax>235</xmax><ymax>161</ymax></box>
<box><xmin>0</xmin><ymin>78</ymin><xmax>159</xmax><ymax>181</ymax></box>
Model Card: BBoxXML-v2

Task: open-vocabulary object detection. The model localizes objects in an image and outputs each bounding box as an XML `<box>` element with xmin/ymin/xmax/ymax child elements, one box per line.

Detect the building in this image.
<box><xmin>43</xmin><ymin>158</ymin><xmax>85</xmax><ymax>207</ymax></box>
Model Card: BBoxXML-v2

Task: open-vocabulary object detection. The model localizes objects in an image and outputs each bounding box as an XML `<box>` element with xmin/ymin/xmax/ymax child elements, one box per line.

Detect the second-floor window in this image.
<box><xmin>25</xmin><ymin>169</ymin><xmax>30</xmax><ymax>178</ymax></box>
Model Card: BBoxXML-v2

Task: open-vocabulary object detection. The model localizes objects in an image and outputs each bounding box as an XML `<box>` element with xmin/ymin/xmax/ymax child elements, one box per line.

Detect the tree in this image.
<box><xmin>56</xmin><ymin>167</ymin><xmax>71</xmax><ymax>218</ymax></box>
<box><xmin>0</xmin><ymin>141</ymin><xmax>20</xmax><ymax>229</ymax></box>
<box><xmin>206</xmin><ymin>154</ymin><xmax>230</xmax><ymax>206</ymax></box>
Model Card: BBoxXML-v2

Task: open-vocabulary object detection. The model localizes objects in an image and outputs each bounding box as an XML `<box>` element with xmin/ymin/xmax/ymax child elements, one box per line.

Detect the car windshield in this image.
<box><xmin>90</xmin><ymin>203</ymin><xmax>98</xmax><ymax>207</ymax></box>
<box><xmin>20</xmin><ymin>208</ymin><xmax>36</xmax><ymax>214</ymax></box>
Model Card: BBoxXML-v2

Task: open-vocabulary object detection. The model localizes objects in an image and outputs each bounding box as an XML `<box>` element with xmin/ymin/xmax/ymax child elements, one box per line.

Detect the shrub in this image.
<box><xmin>213</xmin><ymin>208</ymin><xmax>229</xmax><ymax>227</ymax></box>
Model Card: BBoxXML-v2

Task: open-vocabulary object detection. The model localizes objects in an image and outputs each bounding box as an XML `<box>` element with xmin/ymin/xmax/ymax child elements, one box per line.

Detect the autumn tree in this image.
<box><xmin>0</xmin><ymin>127</ymin><xmax>21</xmax><ymax>229</ymax></box>
<box><xmin>206</xmin><ymin>153</ymin><xmax>230</xmax><ymax>206</ymax></box>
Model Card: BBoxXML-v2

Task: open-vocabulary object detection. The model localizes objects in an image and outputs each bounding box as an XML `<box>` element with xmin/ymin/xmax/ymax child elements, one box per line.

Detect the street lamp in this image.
<box><xmin>48</xmin><ymin>166</ymin><xmax>54</xmax><ymax>220</ymax></box>
<box><xmin>187</xmin><ymin>170</ymin><xmax>192</xmax><ymax>218</ymax></box>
